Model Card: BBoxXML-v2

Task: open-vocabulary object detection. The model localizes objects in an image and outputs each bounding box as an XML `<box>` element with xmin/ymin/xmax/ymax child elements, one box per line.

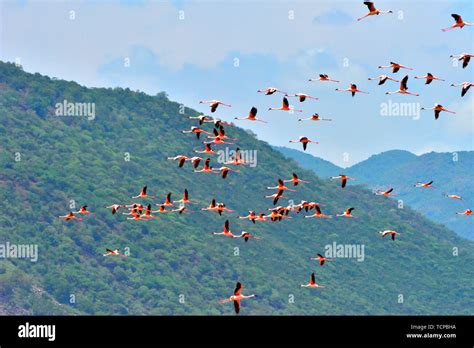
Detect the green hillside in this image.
<box><xmin>0</xmin><ymin>61</ymin><xmax>473</xmax><ymax>315</ymax></box>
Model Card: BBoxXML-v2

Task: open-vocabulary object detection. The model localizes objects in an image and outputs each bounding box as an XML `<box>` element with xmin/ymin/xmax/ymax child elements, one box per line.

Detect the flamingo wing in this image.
<box><xmin>364</xmin><ymin>1</ymin><xmax>375</xmax><ymax>11</ymax></box>
<box><xmin>310</xmin><ymin>273</ymin><xmax>316</xmax><ymax>285</ymax></box>
<box><xmin>234</xmin><ymin>282</ymin><xmax>242</xmax><ymax>295</ymax></box>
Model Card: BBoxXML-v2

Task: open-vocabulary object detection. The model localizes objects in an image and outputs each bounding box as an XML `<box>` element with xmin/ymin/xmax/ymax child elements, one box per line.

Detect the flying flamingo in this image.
<box><xmin>238</xmin><ymin>211</ymin><xmax>257</xmax><ymax>224</ymax></box>
<box><xmin>268</xmin><ymin>97</ymin><xmax>303</xmax><ymax>112</ymax></box>
<box><xmin>188</xmin><ymin>114</ymin><xmax>212</xmax><ymax>125</ymax></box>
<box><xmin>451</xmin><ymin>82</ymin><xmax>473</xmax><ymax>97</ymax></box>
<box><xmin>386</xmin><ymin>75</ymin><xmax>419</xmax><ymax>96</ymax></box>
<box><xmin>236</xmin><ymin>231</ymin><xmax>261</xmax><ymax>242</ymax></box>
<box><xmin>141</xmin><ymin>204</ymin><xmax>159</xmax><ymax>219</ymax></box>
<box><xmin>289</xmin><ymin>136</ymin><xmax>319</xmax><ymax>151</ymax></box>
<box><xmin>103</xmin><ymin>248</ymin><xmax>127</xmax><ymax>257</ymax></box>
<box><xmin>199</xmin><ymin>100</ymin><xmax>231</xmax><ymax>113</ymax></box>
<box><xmin>266</xmin><ymin>209</ymin><xmax>292</xmax><ymax>222</ymax></box>
<box><xmin>255</xmin><ymin>213</ymin><xmax>267</xmax><ymax>222</ymax></box>
<box><xmin>441</xmin><ymin>14</ymin><xmax>473</xmax><ymax>32</ymax></box>
<box><xmin>375</xmin><ymin>188</ymin><xmax>395</xmax><ymax>197</ymax></box>
<box><xmin>450</xmin><ymin>53</ymin><xmax>473</xmax><ymax>69</ymax></box>
<box><xmin>151</xmin><ymin>204</ymin><xmax>171</xmax><ymax>214</ymax></box>
<box><xmin>309</xmin><ymin>74</ymin><xmax>339</xmax><ymax>83</ymax></box>
<box><xmin>310</xmin><ymin>253</ymin><xmax>333</xmax><ymax>265</ymax></box>
<box><xmin>379</xmin><ymin>230</ymin><xmax>400</xmax><ymax>240</ymax></box>
<box><xmin>193</xmin><ymin>158</ymin><xmax>217</xmax><ymax>174</ymax></box>
<box><xmin>283</xmin><ymin>173</ymin><xmax>309</xmax><ymax>186</ymax></box>
<box><xmin>267</xmin><ymin>179</ymin><xmax>296</xmax><ymax>192</ymax></box>
<box><xmin>414</xmin><ymin>73</ymin><xmax>445</xmax><ymax>85</ymax></box>
<box><xmin>298</xmin><ymin>113</ymin><xmax>332</xmax><ymax>122</ymax></box>
<box><xmin>219</xmin><ymin>282</ymin><xmax>256</xmax><ymax>314</ymax></box>
<box><xmin>185</xmin><ymin>156</ymin><xmax>202</xmax><ymax>169</ymax></box>
<box><xmin>203</xmin><ymin>136</ymin><xmax>234</xmax><ymax>145</ymax></box>
<box><xmin>74</xmin><ymin>205</ymin><xmax>94</xmax><ymax>215</ymax></box>
<box><xmin>444</xmin><ymin>194</ymin><xmax>462</xmax><ymax>200</ymax></box>
<box><xmin>127</xmin><ymin>212</ymin><xmax>144</xmax><ymax>220</ymax></box>
<box><xmin>378</xmin><ymin>62</ymin><xmax>413</xmax><ymax>73</ymax></box>
<box><xmin>212</xmin><ymin>220</ymin><xmax>239</xmax><ymax>238</ymax></box>
<box><xmin>331</xmin><ymin>174</ymin><xmax>355</xmax><ymax>188</ymax></box>
<box><xmin>105</xmin><ymin>204</ymin><xmax>127</xmax><ymax>215</ymax></box>
<box><xmin>59</xmin><ymin>212</ymin><xmax>82</xmax><ymax>221</ymax></box>
<box><xmin>368</xmin><ymin>75</ymin><xmax>399</xmax><ymax>85</ymax></box>
<box><xmin>160</xmin><ymin>193</ymin><xmax>174</xmax><ymax>207</ymax></box>
<box><xmin>301</xmin><ymin>273</ymin><xmax>325</xmax><ymax>288</ymax></box>
<box><xmin>213</xmin><ymin>166</ymin><xmax>239</xmax><ymax>179</ymax></box>
<box><xmin>131</xmin><ymin>186</ymin><xmax>155</xmax><ymax>199</ymax></box>
<box><xmin>357</xmin><ymin>2</ymin><xmax>393</xmax><ymax>21</ymax></box>
<box><xmin>335</xmin><ymin>83</ymin><xmax>369</xmax><ymax>97</ymax></box>
<box><xmin>336</xmin><ymin>208</ymin><xmax>357</xmax><ymax>218</ymax></box>
<box><xmin>305</xmin><ymin>206</ymin><xmax>332</xmax><ymax>219</ymax></box>
<box><xmin>457</xmin><ymin>209</ymin><xmax>473</xmax><ymax>216</ymax></box>
<box><xmin>167</xmin><ymin>155</ymin><xmax>189</xmax><ymax>168</ymax></box>
<box><xmin>421</xmin><ymin>104</ymin><xmax>455</xmax><ymax>120</ymax></box>
<box><xmin>415</xmin><ymin>181</ymin><xmax>434</xmax><ymax>188</ymax></box>
<box><xmin>194</xmin><ymin>143</ymin><xmax>218</xmax><ymax>155</ymax></box>
<box><xmin>265</xmin><ymin>192</ymin><xmax>286</xmax><ymax>206</ymax></box>
<box><xmin>175</xmin><ymin>189</ymin><xmax>191</xmax><ymax>205</ymax></box>
<box><xmin>285</xmin><ymin>93</ymin><xmax>319</xmax><ymax>102</ymax></box>
<box><xmin>181</xmin><ymin>126</ymin><xmax>212</xmax><ymax>139</ymax></box>
<box><xmin>171</xmin><ymin>206</ymin><xmax>192</xmax><ymax>214</ymax></box>
<box><xmin>224</xmin><ymin>148</ymin><xmax>249</xmax><ymax>166</ymax></box>
<box><xmin>257</xmin><ymin>87</ymin><xmax>287</xmax><ymax>95</ymax></box>
<box><xmin>209</xmin><ymin>126</ymin><xmax>237</xmax><ymax>141</ymax></box>
<box><xmin>234</xmin><ymin>106</ymin><xmax>267</xmax><ymax>123</ymax></box>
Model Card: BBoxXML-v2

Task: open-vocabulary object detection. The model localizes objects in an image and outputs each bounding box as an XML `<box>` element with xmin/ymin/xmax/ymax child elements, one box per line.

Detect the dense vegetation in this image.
<box><xmin>0</xmin><ymin>61</ymin><xmax>473</xmax><ymax>315</ymax></box>
<box><xmin>277</xmin><ymin>147</ymin><xmax>473</xmax><ymax>240</ymax></box>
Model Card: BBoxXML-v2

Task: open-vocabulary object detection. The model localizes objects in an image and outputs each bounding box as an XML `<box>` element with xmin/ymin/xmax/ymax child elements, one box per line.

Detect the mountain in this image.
<box><xmin>275</xmin><ymin>147</ymin><xmax>474</xmax><ymax>240</ymax></box>
<box><xmin>1</xmin><ymin>61</ymin><xmax>473</xmax><ymax>315</ymax></box>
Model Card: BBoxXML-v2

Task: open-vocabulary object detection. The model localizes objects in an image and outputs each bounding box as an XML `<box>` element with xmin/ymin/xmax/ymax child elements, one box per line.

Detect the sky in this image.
<box><xmin>1</xmin><ymin>0</ymin><xmax>473</xmax><ymax>167</ymax></box>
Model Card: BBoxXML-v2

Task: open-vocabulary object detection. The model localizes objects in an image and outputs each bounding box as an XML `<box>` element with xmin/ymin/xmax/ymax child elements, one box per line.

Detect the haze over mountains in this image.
<box><xmin>1</xmin><ymin>61</ymin><xmax>473</xmax><ymax>315</ymax></box>
<box><xmin>275</xmin><ymin>146</ymin><xmax>474</xmax><ymax>240</ymax></box>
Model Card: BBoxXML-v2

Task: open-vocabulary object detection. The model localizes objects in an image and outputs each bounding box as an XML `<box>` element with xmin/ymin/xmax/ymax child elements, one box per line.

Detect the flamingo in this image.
<box><xmin>421</xmin><ymin>104</ymin><xmax>455</xmax><ymax>120</ymax></box>
<box><xmin>188</xmin><ymin>114</ymin><xmax>212</xmax><ymax>125</ymax></box>
<box><xmin>103</xmin><ymin>248</ymin><xmax>127</xmax><ymax>257</ymax></box>
<box><xmin>127</xmin><ymin>212</ymin><xmax>144</xmax><ymax>220</ymax></box>
<box><xmin>442</xmin><ymin>14</ymin><xmax>473</xmax><ymax>32</ymax></box>
<box><xmin>151</xmin><ymin>204</ymin><xmax>171</xmax><ymax>214</ymax></box>
<box><xmin>357</xmin><ymin>2</ymin><xmax>393</xmax><ymax>21</ymax></box>
<box><xmin>106</xmin><ymin>204</ymin><xmax>127</xmax><ymax>215</ymax></box>
<box><xmin>265</xmin><ymin>192</ymin><xmax>286</xmax><ymax>206</ymax></box>
<box><xmin>267</xmin><ymin>179</ymin><xmax>296</xmax><ymax>192</ymax></box>
<box><xmin>268</xmin><ymin>97</ymin><xmax>302</xmax><ymax>112</ymax></box>
<box><xmin>238</xmin><ymin>211</ymin><xmax>257</xmax><ymax>224</ymax></box>
<box><xmin>202</xmin><ymin>199</ymin><xmax>232</xmax><ymax>215</ymax></box>
<box><xmin>184</xmin><ymin>156</ymin><xmax>202</xmax><ymax>169</ymax></box>
<box><xmin>335</xmin><ymin>83</ymin><xmax>369</xmax><ymax>97</ymax></box>
<box><xmin>167</xmin><ymin>155</ymin><xmax>188</xmax><ymax>168</ymax></box>
<box><xmin>310</xmin><ymin>253</ymin><xmax>333</xmax><ymax>265</ymax></box>
<box><xmin>298</xmin><ymin>113</ymin><xmax>332</xmax><ymax>122</ymax></box>
<box><xmin>182</xmin><ymin>126</ymin><xmax>212</xmax><ymax>139</ymax></box>
<box><xmin>171</xmin><ymin>206</ymin><xmax>192</xmax><ymax>214</ymax></box>
<box><xmin>285</xmin><ymin>93</ymin><xmax>319</xmax><ymax>102</ymax></box>
<box><xmin>213</xmin><ymin>166</ymin><xmax>239</xmax><ymax>179</ymax></box>
<box><xmin>160</xmin><ymin>193</ymin><xmax>173</xmax><ymax>207</ymax></box>
<box><xmin>224</xmin><ymin>148</ymin><xmax>248</xmax><ymax>166</ymax></box>
<box><xmin>331</xmin><ymin>174</ymin><xmax>355</xmax><ymax>188</ymax></box>
<box><xmin>206</xmin><ymin>118</ymin><xmax>234</xmax><ymax>128</ymax></box>
<box><xmin>219</xmin><ymin>282</ymin><xmax>256</xmax><ymax>314</ymax></box>
<box><xmin>212</xmin><ymin>220</ymin><xmax>239</xmax><ymax>238</ymax></box>
<box><xmin>378</xmin><ymin>62</ymin><xmax>413</xmax><ymax>73</ymax></box>
<box><xmin>131</xmin><ymin>186</ymin><xmax>154</xmax><ymax>199</ymax></box>
<box><xmin>309</xmin><ymin>74</ymin><xmax>339</xmax><ymax>83</ymax></box>
<box><xmin>414</xmin><ymin>73</ymin><xmax>445</xmax><ymax>85</ymax></box>
<box><xmin>236</xmin><ymin>231</ymin><xmax>261</xmax><ymax>242</ymax></box>
<box><xmin>375</xmin><ymin>188</ymin><xmax>395</xmax><ymax>197</ymax></box>
<box><xmin>305</xmin><ymin>206</ymin><xmax>332</xmax><ymax>219</ymax></box>
<box><xmin>336</xmin><ymin>208</ymin><xmax>357</xmax><ymax>218</ymax></box>
<box><xmin>234</xmin><ymin>106</ymin><xmax>267</xmax><ymax>123</ymax></box>
<box><xmin>175</xmin><ymin>189</ymin><xmax>191</xmax><ymax>205</ymax></box>
<box><xmin>457</xmin><ymin>209</ymin><xmax>473</xmax><ymax>216</ymax></box>
<box><xmin>74</xmin><ymin>205</ymin><xmax>94</xmax><ymax>215</ymax></box>
<box><xmin>289</xmin><ymin>136</ymin><xmax>319</xmax><ymax>151</ymax></box>
<box><xmin>450</xmin><ymin>53</ymin><xmax>473</xmax><ymax>69</ymax></box>
<box><xmin>444</xmin><ymin>194</ymin><xmax>462</xmax><ymax>200</ymax></box>
<box><xmin>257</xmin><ymin>87</ymin><xmax>287</xmax><ymax>95</ymax></box>
<box><xmin>301</xmin><ymin>273</ymin><xmax>325</xmax><ymax>288</ymax></box>
<box><xmin>386</xmin><ymin>75</ymin><xmax>419</xmax><ymax>96</ymax></box>
<box><xmin>199</xmin><ymin>100</ymin><xmax>231</xmax><ymax>113</ymax></box>
<box><xmin>203</xmin><ymin>136</ymin><xmax>235</xmax><ymax>145</ymax></box>
<box><xmin>209</xmin><ymin>126</ymin><xmax>237</xmax><ymax>141</ymax></box>
<box><xmin>141</xmin><ymin>204</ymin><xmax>159</xmax><ymax>219</ymax></box>
<box><xmin>415</xmin><ymin>181</ymin><xmax>434</xmax><ymax>188</ymax></box>
<box><xmin>194</xmin><ymin>143</ymin><xmax>218</xmax><ymax>155</ymax></box>
<box><xmin>284</xmin><ymin>172</ymin><xmax>309</xmax><ymax>186</ymax></box>
<box><xmin>266</xmin><ymin>209</ymin><xmax>292</xmax><ymax>222</ymax></box>
<box><xmin>193</xmin><ymin>158</ymin><xmax>217</xmax><ymax>174</ymax></box>
<box><xmin>368</xmin><ymin>75</ymin><xmax>399</xmax><ymax>85</ymax></box>
<box><xmin>255</xmin><ymin>213</ymin><xmax>267</xmax><ymax>222</ymax></box>
<box><xmin>59</xmin><ymin>212</ymin><xmax>82</xmax><ymax>221</ymax></box>
<box><xmin>379</xmin><ymin>230</ymin><xmax>400</xmax><ymax>240</ymax></box>
<box><xmin>451</xmin><ymin>82</ymin><xmax>473</xmax><ymax>97</ymax></box>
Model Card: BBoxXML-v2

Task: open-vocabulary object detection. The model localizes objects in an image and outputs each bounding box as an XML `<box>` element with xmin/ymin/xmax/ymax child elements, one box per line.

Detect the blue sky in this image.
<box><xmin>1</xmin><ymin>0</ymin><xmax>473</xmax><ymax>166</ymax></box>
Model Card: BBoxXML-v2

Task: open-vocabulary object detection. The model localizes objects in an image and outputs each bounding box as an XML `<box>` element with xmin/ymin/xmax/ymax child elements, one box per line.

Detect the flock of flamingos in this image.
<box><xmin>57</xmin><ymin>3</ymin><xmax>473</xmax><ymax>314</ymax></box>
